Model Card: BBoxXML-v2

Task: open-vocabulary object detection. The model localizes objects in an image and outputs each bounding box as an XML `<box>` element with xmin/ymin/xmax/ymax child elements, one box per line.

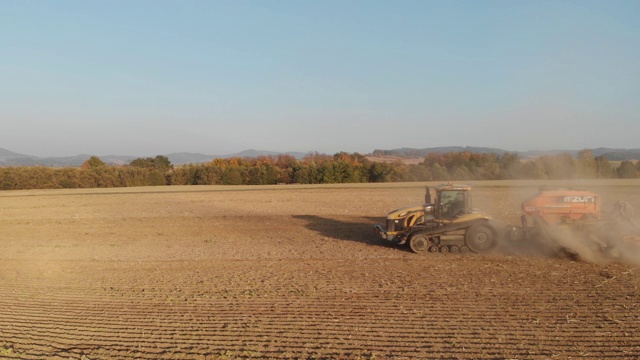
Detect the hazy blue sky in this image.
<box><xmin>2</xmin><ymin>1</ymin><xmax>639</xmax><ymax>157</ymax></box>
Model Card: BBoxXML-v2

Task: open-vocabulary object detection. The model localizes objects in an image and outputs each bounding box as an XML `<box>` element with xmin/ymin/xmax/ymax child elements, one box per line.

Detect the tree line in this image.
<box><xmin>1</xmin><ymin>151</ymin><xmax>639</xmax><ymax>190</ymax></box>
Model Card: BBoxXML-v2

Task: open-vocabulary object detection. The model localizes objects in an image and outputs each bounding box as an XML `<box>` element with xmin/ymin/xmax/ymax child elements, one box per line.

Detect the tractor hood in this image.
<box><xmin>386</xmin><ymin>204</ymin><xmax>427</xmax><ymax>220</ymax></box>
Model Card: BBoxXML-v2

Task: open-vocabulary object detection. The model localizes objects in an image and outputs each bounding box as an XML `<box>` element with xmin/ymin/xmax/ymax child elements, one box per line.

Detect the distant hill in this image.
<box><xmin>1</xmin><ymin>146</ymin><xmax>638</xmax><ymax>167</ymax></box>
<box><xmin>0</xmin><ymin>148</ymin><xmax>39</xmax><ymax>163</ymax></box>
<box><xmin>590</xmin><ymin>148</ymin><xmax>640</xmax><ymax>161</ymax></box>
<box><xmin>163</xmin><ymin>152</ymin><xmax>218</xmax><ymax>165</ymax></box>
<box><xmin>371</xmin><ymin>147</ymin><xmax>640</xmax><ymax>161</ymax></box>
<box><xmin>372</xmin><ymin>146</ymin><xmax>510</xmax><ymax>158</ymax></box>
<box><xmin>228</xmin><ymin>149</ymin><xmax>309</xmax><ymax>160</ymax></box>
<box><xmin>0</xmin><ymin>148</ymin><xmax>311</xmax><ymax>167</ymax></box>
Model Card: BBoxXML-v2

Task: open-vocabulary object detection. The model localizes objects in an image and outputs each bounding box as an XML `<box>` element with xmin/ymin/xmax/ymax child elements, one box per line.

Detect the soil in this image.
<box><xmin>1</xmin><ymin>181</ymin><xmax>639</xmax><ymax>359</ymax></box>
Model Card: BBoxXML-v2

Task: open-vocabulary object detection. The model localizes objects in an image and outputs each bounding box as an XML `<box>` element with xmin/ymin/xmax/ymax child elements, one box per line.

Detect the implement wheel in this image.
<box><xmin>465</xmin><ymin>225</ymin><xmax>496</xmax><ymax>253</ymax></box>
<box><xmin>409</xmin><ymin>234</ymin><xmax>430</xmax><ymax>254</ymax></box>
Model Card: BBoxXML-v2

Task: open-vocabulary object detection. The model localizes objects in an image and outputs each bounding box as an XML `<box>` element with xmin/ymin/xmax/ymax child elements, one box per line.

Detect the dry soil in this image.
<box><xmin>0</xmin><ymin>180</ymin><xmax>639</xmax><ymax>359</ymax></box>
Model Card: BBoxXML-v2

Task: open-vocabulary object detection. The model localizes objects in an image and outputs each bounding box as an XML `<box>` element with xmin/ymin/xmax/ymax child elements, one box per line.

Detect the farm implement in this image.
<box><xmin>518</xmin><ymin>188</ymin><xmax>640</xmax><ymax>261</ymax></box>
<box><xmin>374</xmin><ymin>184</ymin><xmax>640</xmax><ymax>261</ymax></box>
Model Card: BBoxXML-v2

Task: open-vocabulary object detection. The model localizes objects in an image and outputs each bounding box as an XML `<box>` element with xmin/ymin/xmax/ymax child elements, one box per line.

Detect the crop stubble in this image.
<box><xmin>0</xmin><ymin>181</ymin><xmax>639</xmax><ymax>359</ymax></box>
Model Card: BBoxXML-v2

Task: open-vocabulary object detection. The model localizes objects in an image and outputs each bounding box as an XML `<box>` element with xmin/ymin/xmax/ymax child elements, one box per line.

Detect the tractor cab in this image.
<box><xmin>429</xmin><ymin>184</ymin><xmax>472</xmax><ymax>220</ymax></box>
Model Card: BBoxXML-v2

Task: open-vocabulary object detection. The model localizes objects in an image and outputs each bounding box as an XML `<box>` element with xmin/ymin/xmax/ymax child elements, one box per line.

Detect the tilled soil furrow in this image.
<box><xmin>0</xmin><ymin>301</ymin><xmax>633</xmax><ymax>321</ymax></box>
<box><xmin>4</xmin><ymin>308</ymin><xmax>634</xmax><ymax>334</ymax></box>
<box><xmin>2</xmin><ymin>310</ymin><xmax>639</xmax><ymax>358</ymax></box>
<box><xmin>3</xmin><ymin>320</ymin><xmax>635</xmax><ymax>347</ymax></box>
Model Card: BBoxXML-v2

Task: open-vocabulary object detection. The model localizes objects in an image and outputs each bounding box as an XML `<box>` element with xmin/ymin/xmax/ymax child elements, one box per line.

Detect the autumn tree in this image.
<box><xmin>81</xmin><ymin>156</ymin><xmax>106</xmax><ymax>169</ymax></box>
<box><xmin>130</xmin><ymin>155</ymin><xmax>173</xmax><ymax>172</ymax></box>
<box><xmin>617</xmin><ymin>161</ymin><xmax>638</xmax><ymax>179</ymax></box>
<box><xmin>275</xmin><ymin>154</ymin><xmax>297</xmax><ymax>183</ymax></box>
<box><xmin>576</xmin><ymin>150</ymin><xmax>597</xmax><ymax>179</ymax></box>
<box><xmin>368</xmin><ymin>162</ymin><xmax>394</xmax><ymax>182</ymax></box>
<box><xmin>498</xmin><ymin>152</ymin><xmax>522</xmax><ymax>179</ymax></box>
<box><xmin>594</xmin><ymin>155</ymin><xmax>613</xmax><ymax>178</ymax></box>
<box><xmin>221</xmin><ymin>166</ymin><xmax>244</xmax><ymax>185</ymax></box>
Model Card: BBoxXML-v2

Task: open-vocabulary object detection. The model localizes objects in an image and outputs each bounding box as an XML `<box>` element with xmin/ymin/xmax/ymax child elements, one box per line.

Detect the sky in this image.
<box><xmin>1</xmin><ymin>0</ymin><xmax>639</xmax><ymax>157</ymax></box>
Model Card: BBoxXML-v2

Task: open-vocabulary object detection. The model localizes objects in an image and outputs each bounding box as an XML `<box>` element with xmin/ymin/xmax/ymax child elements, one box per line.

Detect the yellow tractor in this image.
<box><xmin>375</xmin><ymin>184</ymin><xmax>512</xmax><ymax>253</ymax></box>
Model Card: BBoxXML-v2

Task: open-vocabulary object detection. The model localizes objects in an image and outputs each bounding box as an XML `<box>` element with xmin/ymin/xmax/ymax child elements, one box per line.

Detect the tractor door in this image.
<box><xmin>438</xmin><ymin>190</ymin><xmax>470</xmax><ymax>219</ymax></box>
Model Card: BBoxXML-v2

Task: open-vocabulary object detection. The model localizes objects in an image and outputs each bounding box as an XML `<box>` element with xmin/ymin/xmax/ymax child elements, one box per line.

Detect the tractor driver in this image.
<box><xmin>449</xmin><ymin>192</ymin><xmax>466</xmax><ymax>218</ymax></box>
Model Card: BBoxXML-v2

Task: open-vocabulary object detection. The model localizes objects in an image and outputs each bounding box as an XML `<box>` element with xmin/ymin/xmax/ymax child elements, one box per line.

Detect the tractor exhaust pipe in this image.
<box><xmin>425</xmin><ymin>186</ymin><xmax>431</xmax><ymax>204</ymax></box>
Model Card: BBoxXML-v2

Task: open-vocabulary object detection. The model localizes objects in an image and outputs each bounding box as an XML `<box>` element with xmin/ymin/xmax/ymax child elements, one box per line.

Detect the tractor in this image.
<box><xmin>375</xmin><ymin>184</ymin><xmax>640</xmax><ymax>260</ymax></box>
<box><xmin>374</xmin><ymin>184</ymin><xmax>513</xmax><ymax>254</ymax></box>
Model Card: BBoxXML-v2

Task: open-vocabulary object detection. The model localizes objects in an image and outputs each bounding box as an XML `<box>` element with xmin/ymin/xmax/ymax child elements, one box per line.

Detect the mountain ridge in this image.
<box><xmin>373</xmin><ymin>147</ymin><xmax>640</xmax><ymax>161</ymax></box>
<box><xmin>1</xmin><ymin>146</ymin><xmax>639</xmax><ymax>167</ymax></box>
<box><xmin>0</xmin><ymin>148</ymin><xmax>311</xmax><ymax>167</ymax></box>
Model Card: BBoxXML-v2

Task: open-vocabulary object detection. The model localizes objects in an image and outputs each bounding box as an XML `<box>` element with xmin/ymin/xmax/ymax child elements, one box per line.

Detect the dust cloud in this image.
<box><xmin>541</xmin><ymin>218</ymin><xmax>640</xmax><ymax>265</ymax></box>
<box><xmin>473</xmin><ymin>181</ymin><xmax>640</xmax><ymax>266</ymax></box>
<box><xmin>543</xmin><ymin>197</ymin><xmax>640</xmax><ymax>265</ymax></box>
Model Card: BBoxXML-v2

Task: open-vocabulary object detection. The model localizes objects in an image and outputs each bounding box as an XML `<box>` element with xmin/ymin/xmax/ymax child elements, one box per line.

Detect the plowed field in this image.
<box><xmin>1</xmin><ymin>180</ymin><xmax>639</xmax><ymax>359</ymax></box>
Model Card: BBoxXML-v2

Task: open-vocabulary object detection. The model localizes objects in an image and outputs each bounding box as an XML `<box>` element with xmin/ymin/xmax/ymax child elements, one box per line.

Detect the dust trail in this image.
<box><xmin>482</xmin><ymin>182</ymin><xmax>640</xmax><ymax>265</ymax></box>
<box><xmin>530</xmin><ymin>214</ymin><xmax>640</xmax><ymax>266</ymax></box>
<box><xmin>545</xmin><ymin>224</ymin><xmax>609</xmax><ymax>264</ymax></box>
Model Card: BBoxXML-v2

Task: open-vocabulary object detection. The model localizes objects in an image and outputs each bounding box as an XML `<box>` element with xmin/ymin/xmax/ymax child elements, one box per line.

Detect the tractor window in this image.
<box><xmin>440</xmin><ymin>191</ymin><xmax>467</xmax><ymax>218</ymax></box>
